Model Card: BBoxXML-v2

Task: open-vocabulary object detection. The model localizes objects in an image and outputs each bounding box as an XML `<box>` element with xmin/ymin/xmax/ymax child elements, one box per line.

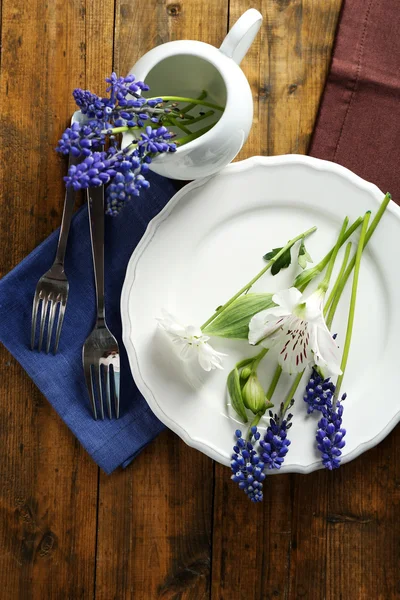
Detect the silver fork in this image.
<box><xmin>31</xmin><ymin>111</ymin><xmax>83</xmax><ymax>354</ymax></box>
<box><xmin>82</xmin><ymin>185</ymin><xmax>120</xmax><ymax>420</ymax></box>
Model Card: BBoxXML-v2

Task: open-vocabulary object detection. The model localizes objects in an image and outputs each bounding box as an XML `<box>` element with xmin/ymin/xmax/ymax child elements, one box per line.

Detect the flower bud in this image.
<box><xmin>240</xmin><ymin>366</ymin><xmax>252</xmax><ymax>382</ymax></box>
<box><xmin>242</xmin><ymin>374</ymin><xmax>266</xmax><ymax>413</ymax></box>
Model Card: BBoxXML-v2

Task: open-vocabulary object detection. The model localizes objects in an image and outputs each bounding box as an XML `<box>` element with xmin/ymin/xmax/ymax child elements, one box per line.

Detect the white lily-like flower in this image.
<box><xmin>157</xmin><ymin>310</ymin><xmax>226</xmax><ymax>372</ymax></box>
<box><xmin>248</xmin><ymin>287</ymin><xmax>342</xmax><ymax>375</ymax></box>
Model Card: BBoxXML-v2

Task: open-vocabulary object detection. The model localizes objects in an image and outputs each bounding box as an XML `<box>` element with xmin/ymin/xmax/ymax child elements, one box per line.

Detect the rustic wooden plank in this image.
<box><xmin>211</xmin><ymin>1</ymin><xmax>343</xmax><ymax>599</ymax></box>
<box><xmin>0</xmin><ymin>0</ymin><xmax>102</xmax><ymax>598</ymax></box>
<box><xmin>324</xmin><ymin>428</ymin><xmax>400</xmax><ymax>600</ymax></box>
<box><xmin>234</xmin><ymin>0</ymin><xmax>343</xmax><ymax>161</ymax></box>
<box><xmin>287</xmin><ymin>470</ymin><xmax>330</xmax><ymax>598</ymax></box>
<box><xmin>96</xmin><ymin>431</ymin><xmax>214</xmax><ymax>600</ymax></box>
<box><xmin>212</xmin><ymin>469</ymin><xmax>293</xmax><ymax>599</ymax></box>
<box><xmin>94</xmin><ymin>2</ymin><xmax>229</xmax><ymax>598</ymax></box>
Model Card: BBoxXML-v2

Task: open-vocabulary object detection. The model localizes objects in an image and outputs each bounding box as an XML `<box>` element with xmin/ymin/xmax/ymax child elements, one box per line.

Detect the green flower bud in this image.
<box><xmin>240</xmin><ymin>366</ymin><xmax>252</xmax><ymax>382</ymax></box>
<box><xmin>242</xmin><ymin>374</ymin><xmax>266</xmax><ymax>413</ymax></box>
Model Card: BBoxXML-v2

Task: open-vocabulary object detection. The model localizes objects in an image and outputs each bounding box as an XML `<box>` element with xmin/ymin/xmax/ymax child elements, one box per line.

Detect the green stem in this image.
<box><xmin>251</xmin><ymin>348</ymin><xmax>269</xmax><ymax>372</ymax></box>
<box><xmin>235</xmin><ymin>357</ymin><xmax>255</xmax><ymax>371</ymax></box>
<box><xmin>110</xmin><ymin>121</ymin><xmax>167</xmax><ymax>135</ymax></box>
<box><xmin>110</xmin><ymin>125</ymin><xmax>137</xmax><ymax>134</ymax></box>
<box><xmin>326</xmin><ymin>192</ymin><xmax>391</xmax><ymax>328</ymax></box>
<box><xmin>295</xmin><ymin>216</ymin><xmax>363</xmax><ymax>292</ymax></box>
<box><xmin>266</xmin><ymin>365</ymin><xmax>282</xmax><ymax>400</ymax></box>
<box><xmin>179</xmin><ymin>90</ymin><xmax>207</xmax><ymax>114</ymax></box>
<box><xmin>283</xmin><ymin>372</ymin><xmax>304</xmax><ymax>412</ymax></box>
<box><xmin>201</xmin><ymin>226</ymin><xmax>317</xmax><ymax>330</ymax></box>
<box><xmin>147</xmin><ymin>95</ymin><xmax>225</xmax><ymax>112</ymax></box>
<box><xmin>324</xmin><ymin>242</ymin><xmax>352</xmax><ymax>325</ymax></box>
<box><xmin>168</xmin><ymin>116</ymin><xmax>191</xmax><ymax>135</ymax></box>
<box><xmin>112</xmin><ymin>121</ymin><xmax>216</xmax><ymax>146</ymax></box>
<box><xmin>176</xmin><ymin>123</ymin><xmax>216</xmax><ymax>146</ymax></box>
<box><xmin>277</xmin><ymin>194</ymin><xmax>389</xmax><ymax>416</ymax></box>
<box><xmin>181</xmin><ymin>110</ymin><xmax>214</xmax><ymax>126</ymax></box>
<box><xmin>247</xmin><ymin>412</ymin><xmax>264</xmax><ymax>436</ymax></box>
<box><xmin>318</xmin><ymin>217</ymin><xmax>349</xmax><ymax>293</ymax></box>
<box><xmin>335</xmin><ymin>212</ymin><xmax>370</xmax><ymax>397</ymax></box>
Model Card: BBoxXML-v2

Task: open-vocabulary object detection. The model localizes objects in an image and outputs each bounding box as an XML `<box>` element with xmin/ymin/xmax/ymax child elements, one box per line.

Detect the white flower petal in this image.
<box><xmin>197</xmin><ymin>342</ymin><xmax>226</xmax><ymax>371</ymax></box>
<box><xmin>312</xmin><ymin>325</ymin><xmax>342</xmax><ymax>376</ymax></box>
<box><xmin>157</xmin><ymin>310</ymin><xmax>187</xmax><ymax>337</ymax></box>
<box><xmin>249</xmin><ymin>286</ymin><xmax>341</xmax><ymax>375</ymax></box>
<box><xmin>273</xmin><ymin>314</ymin><xmax>312</xmax><ymax>373</ymax></box>
<box><xmin>157</xmin><ymin>310</ymin><xmax>226</xmax><ymax>372</ymax></box>
<box><xmin>178</xmin><ymin>342</ymin><xmax>194</xmax><ymax>361</ymax></box>
<box><xmin>198</xmin><ymin>350</ymin><xmax>212</xmax><ymax>371</ymax></box>
<box><xmin>272</xmin><ymin>287</ymin><xmax>303</xmax><ymax>312</ymax></box>
<box><xmin>305</xmin><ymin>289</ymin><xmax>325</xmax><ymax>321</ymax></box>
<box><xmin>248</xmin><ymin>310</ymin><xmax>291</xmax><ymax>345</ymax></box>
<box><xmin>186</xmin><ymin>324</ymin><xmax>204</xmax><ymax>339</ymax></box>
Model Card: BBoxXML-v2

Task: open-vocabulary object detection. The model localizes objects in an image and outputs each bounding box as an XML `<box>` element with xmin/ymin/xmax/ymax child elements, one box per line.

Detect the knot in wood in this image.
<box><xmin>167</xmin><ymin>3</ymin><xmax>181</xmax><ymax>17</ymax></box>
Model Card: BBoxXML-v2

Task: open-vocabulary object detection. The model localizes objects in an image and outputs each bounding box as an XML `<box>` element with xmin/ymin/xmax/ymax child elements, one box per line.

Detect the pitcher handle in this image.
<box><xmin>219</xmin><ymin>8</ymin><xmax>263</xmax><ymax>65</ymax></box>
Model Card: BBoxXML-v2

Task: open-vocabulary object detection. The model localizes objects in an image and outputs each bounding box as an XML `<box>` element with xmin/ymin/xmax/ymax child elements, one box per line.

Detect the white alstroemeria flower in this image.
<box><xmin>157</xmin><ymin>310</ymin><xmax>226</xmax><ymax>372</ymax></box>
<box><xmin>248</xmin><ymin>287</ymin><xmax>342</xmax><ymax>375</ymax></box>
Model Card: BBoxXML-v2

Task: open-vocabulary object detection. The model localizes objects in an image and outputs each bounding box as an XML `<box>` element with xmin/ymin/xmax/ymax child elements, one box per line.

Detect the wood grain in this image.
<box><xmin>325</xmin><ymin>429</ymin><xmax>400</xmax><ymax>600</ymax></box>
<box><xmin>0</xmin><ymin>0</ymin><xmax>99</xmax><ymax>598</ymax></box>
<box><xmin>95</xmin><ymin>431</ymin><xmax>214</xmax><ymax>600</ymax></box>
<box><xmin>234</xmin><ymin>0</ymin><xmax>343</xmax><ymax>160</ymax></box>
<box><xmin>94</xmin><ymin>2</ymin><xmax>228</xmax><ymax>599</ymax></box>
<box><xmin>1</xmin><ymin>0</ymin><xmax>399</xmax><ymax>599</ymax></box>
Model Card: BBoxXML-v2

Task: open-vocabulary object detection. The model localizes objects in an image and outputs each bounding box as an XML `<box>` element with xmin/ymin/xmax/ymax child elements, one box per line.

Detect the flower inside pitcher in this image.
<box><xmin>142</xmin><ymin>55</ymin><xmax>227</xmax><ymax>144</ymax></box>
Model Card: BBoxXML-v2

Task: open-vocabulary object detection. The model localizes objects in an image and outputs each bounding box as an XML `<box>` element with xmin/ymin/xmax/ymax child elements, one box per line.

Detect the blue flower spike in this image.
<box><xmin>304</xmin><ymin>367</ymin><xmax>336</xmax><ymax>414</ymax></box>
<box><xmin>303</xmin><ymin>369</ymin><xmax>347</xmax><ymax>470</ymax></box>
<box><xmin>56</xmin><ymin>74</ymin><xmax>178</xmax><ymax>215</ymax></box>
<box><xmin>316</xmin><ymin>394</ymin><xmax>347</xmax><ymax>470</ymax></box>
<box><xmin>230</xmin><ymin>428</ymin><xmax>265</xmax><ymax>503</ymax></box>
<box><xmin>259</xmin><ymin>402</ymin><xmax>293</xmax><ymax>470</ymax></box>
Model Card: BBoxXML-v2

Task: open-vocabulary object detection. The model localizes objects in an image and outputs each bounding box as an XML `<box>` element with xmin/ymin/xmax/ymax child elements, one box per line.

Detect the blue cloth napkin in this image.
<box><xmin>0</xmin><ymin>173</ymin><xmax>178</xmax><ymax>473</ymax></box>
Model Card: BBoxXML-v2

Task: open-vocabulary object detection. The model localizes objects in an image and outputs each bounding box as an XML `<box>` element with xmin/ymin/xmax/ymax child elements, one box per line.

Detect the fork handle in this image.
<box><xmin>55</xmin><ymin>154</ymin><xmax>79</xmax><ymax>266</ymax></box>
<box><xmin>87</xmin><ymin>186</ymin><xmax>105</xmax><ymax>323</ymax></box>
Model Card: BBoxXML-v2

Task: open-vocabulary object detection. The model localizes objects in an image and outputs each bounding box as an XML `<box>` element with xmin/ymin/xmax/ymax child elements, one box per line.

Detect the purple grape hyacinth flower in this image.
<box><xmin>316</xmin><ymin>395</ymin><xmax>347</xmax><ymax>470</ymax></box>
<box><xmin>259</xmin><ymin>404</ymin><xmax>293</xmax><ymax>470</ymax></box>
<box><xmin>231</xmin><ymin>428</ymin><xmax>266</xmax><ymax>503</ymax></box>
<box><xmin>63</xmin><ymin>151</ymin><xmax>117</xmax><ymax>190</ymax></box>
<box><xmin>304</xmin><ymin>368</ymin><xmax>336</xmax><ymax>414</ymax></box>
<box><xmin>56</xmin><ymin>120</ymin><xmax>107</xmax><ymax>158</ymax></box>
<box><xmin>138</xmin><ymin>125</ymin><xmax>176</xmax><ymax>154</ymax></box>
<box><xmin>56</xmin><ymin>73</ymin><xmax>185</xmax><ymax>214</ymax></box>
<box><xmin>73</xmin><ymin>89</ymin><xmax>114</xmax><ymax>121</ymax></box>
<box><xmin>105</xmin><ymin>72</ymin><xmax>150</xmax><ymax>103</ymax></box>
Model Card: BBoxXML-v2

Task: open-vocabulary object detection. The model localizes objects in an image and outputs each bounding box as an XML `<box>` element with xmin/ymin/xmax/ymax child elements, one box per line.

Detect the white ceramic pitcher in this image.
<box><xmin>123</xmin><ymin>9</ymin><xmax>263</xmax><ymax>180</ymax></box>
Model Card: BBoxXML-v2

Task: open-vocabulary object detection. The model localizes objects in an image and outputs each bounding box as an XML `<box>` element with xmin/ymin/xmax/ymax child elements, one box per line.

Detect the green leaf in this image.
<box><xmin>263</xmin><ymin>246</ymin><xmax>292</xmax><ymax>276</ymax></box>
<box><xmin>202</xmin><ymin>293</ymin><xmax>275</xmax><ymax>339</ymax></box>
<box><xmin>298</xmin><ymin>240</ymin><xmax>313</xmax><ymax>270</ymax></box>
<box><xmin>227</xmin><ymin>368</ymin><xmax>248</xmax><ymax>423</ymax></box>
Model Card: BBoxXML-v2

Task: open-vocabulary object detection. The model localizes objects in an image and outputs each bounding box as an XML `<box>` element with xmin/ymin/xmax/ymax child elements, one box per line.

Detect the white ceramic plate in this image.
<box><xmin>121</xmin><ymin>155</ymin><xmax>400</xmax><ymax>473</ymax></box>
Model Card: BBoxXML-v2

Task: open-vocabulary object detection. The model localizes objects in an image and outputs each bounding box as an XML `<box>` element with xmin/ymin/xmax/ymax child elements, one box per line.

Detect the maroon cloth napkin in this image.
<box><xmin>309</xmin><ymin>0</ymin><xmax>400</xmax><ymax>199</ymax></box>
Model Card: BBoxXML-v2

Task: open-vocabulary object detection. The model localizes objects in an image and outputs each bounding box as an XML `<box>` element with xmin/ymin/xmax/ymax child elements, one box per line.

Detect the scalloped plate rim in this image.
<box><xmin>121</xmin><ymin>154</ymin><xmax>400</xmax><ymax>473</ymax></box>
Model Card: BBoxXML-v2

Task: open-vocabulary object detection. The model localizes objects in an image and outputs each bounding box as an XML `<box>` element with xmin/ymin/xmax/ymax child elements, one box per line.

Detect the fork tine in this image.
<box><xmin>38</xmin><ymin>297</ymin><xmax>49</xmax><ymax>352</ymax></box>
<box><xmin>95</xmin><ymin>364</ymin><xmax>105</xmax><ymax>420</ymax></box>
<box><xmin>30</xmin><ymin>291</ymin><xmax>40</xmax><ymax>350</ymax></box>
<box><xmin>105</xmin><ymin>366</ymin><xmax>112</xmax><ymax>419</ymax></box>
<box><xmin>113</xmin><ymin>366</ymin><xmax>120</xmax><ymax>419</ymax></box>
<box><xmin>84</xmin><ymin>364</ymin><xmax>98</xmax><ymax>420</ymax></box>
<box><xmin>46</xmin><ymin>299</ymin><xmax>57</xmax><ymax>354</ymax></box>
<box><xmin>54</xmin><ymin>301</ymin><xmax>66</xmax><ymax>354</ymax></box>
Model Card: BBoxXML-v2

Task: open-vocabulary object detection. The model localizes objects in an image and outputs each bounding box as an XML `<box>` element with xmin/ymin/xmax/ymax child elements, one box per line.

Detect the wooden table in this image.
<box><xmin>1</xmin><ymin>1</ymin><xmax>399</xmax><ymax>598</ymax></box>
